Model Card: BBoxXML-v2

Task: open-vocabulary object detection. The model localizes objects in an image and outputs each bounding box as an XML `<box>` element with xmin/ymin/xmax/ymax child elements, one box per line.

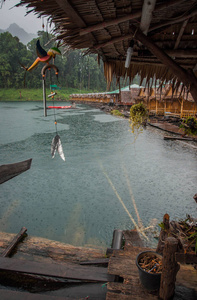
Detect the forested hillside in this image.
<box><xmin>0</xmin><ymin>30</ymin><xmax>141</xmax><ymax>93</ymax></box>
<box><xmin>0</xmin><ymin>31</ymin><xmax>109</xmax><ymax>91</ymax></box>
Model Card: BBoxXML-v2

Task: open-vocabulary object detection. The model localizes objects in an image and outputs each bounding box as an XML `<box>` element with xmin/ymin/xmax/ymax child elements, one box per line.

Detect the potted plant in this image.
<box><xmin>136</xmin><ymin>251</ymin><xmax>162</xmax><ymax>291</ymax></box>
<box><xmin>129</xmin><ymin>103</ymin><xmax>149</xmax><ymax>139</ymax></box>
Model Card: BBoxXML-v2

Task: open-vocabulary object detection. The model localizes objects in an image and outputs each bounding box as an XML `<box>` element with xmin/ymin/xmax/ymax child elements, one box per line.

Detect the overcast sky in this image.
<box><xmin>0</xmin><ymin>0</ymin><xmax>52</xmax><ymax>34</ymax></box>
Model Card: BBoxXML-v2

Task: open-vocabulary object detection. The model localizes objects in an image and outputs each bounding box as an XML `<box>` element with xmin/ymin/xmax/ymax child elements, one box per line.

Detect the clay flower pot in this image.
<box><xmin>136</xmin><ymin>251</ymin><xmax>162</xmax><ymax>291</ymax></box>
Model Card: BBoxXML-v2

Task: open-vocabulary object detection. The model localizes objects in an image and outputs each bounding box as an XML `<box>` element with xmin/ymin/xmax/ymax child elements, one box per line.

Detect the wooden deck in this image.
<box><xmin>0</xmin><ymin>231</ymin><xmax>196</xmax><ymax>299</ymax></box>
<box><xmin>148</xmin><ymin>121</ymin><xmax>185</xmax><ymax>135</ymax></box>
<box><xmin>106</xmin><ymin>244</ymin><xmax>197</xmax><ymax>299</ymax></box>
<box><xmin>0</xmin><ymin>290</ymin><xmax>75</xmax><ymax>300</ymax></box>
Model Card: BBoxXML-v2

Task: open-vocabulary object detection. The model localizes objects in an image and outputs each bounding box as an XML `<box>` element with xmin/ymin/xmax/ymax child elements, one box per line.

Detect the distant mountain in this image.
<box><xmin>0</xmin><ymin>23</ymin><xmax>37</xmax><ymax>45</ymax></box>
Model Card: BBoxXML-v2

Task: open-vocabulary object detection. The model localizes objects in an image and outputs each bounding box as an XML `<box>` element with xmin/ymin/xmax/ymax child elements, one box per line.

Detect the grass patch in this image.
<box><xmin>111</xmin><ymin>109</ymin><xmax>124</xmax><ymax>117</ymax></box>
<box><xmin>0</xmin><ymin>88</ymin><xmax>99</xmax><ymax>101</ymax></box>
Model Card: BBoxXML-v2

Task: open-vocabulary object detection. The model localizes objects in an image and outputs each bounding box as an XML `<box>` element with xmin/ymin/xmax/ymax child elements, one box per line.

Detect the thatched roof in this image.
<box><xmin>12</xmin><ymin>1</ymin><xmax>197</xmax><ymax>98</ymax></box>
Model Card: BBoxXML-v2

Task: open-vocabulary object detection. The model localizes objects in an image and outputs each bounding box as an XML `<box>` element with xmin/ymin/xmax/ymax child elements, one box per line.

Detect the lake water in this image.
<box><xmin>0</xmin><ymin>101</ymin><xmax>196</xmax><ymax>249</ymax></box>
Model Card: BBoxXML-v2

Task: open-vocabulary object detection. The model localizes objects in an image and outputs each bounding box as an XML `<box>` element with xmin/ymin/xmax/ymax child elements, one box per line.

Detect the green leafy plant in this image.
<box><xmin>180</xmin><ymin>116</ymin><xmax>197</xmax><ymax>136</ymax></box>
<box><xmin>129</xmin><ymin>103</ymin><xmax>149</xmax><ymax>138</ymax></box>
<box><xmin>158</xmin><ymin>222</ymin><xmax>165</xmax><ymax>230</ymax></box>
<box><xmin>111</xmin><ymin>109</ymin><xmax>124</xmax><ymax>117</ymax></box>
<box><xmin>184</xmin><ymin>226</ymin><xmax>197</xmax><ymax>254</ymax></box>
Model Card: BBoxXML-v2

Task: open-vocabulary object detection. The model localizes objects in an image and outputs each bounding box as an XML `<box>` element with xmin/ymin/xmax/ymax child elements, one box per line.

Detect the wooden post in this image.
<box><xmin>164</xmin><ymin>99</ymin><xmax>167</xmax><ymax>115</ymax></box>
<box><xmin>42</xmin><ymin>75</ymin><xmax>47</xmax><ymax>117</ymax></box>
<box><xmin>156</xmin><ymin>97</ymin><xmax>158</xmax><ymax>115</ymax></box>
<box><xmin>159</xmin><ymin>237</ymin><xmax>180</xmax><ymax>300</ymax></box>
<box><xmin>156</xmin><ymin>213</ymin><xmax>170</xmax><ymax>254</ymax></box>
<box><xmin>180</xmin><ymin>97</ymin><xmax>184</xmax><ymax>118</ymax></box>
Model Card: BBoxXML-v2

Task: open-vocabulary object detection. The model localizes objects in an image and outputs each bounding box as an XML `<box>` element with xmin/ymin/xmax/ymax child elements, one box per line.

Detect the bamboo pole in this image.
<box><xmin>42</xmin><ymin>76</ymin><xmax>47</xmax><ymax>117</ymax></box>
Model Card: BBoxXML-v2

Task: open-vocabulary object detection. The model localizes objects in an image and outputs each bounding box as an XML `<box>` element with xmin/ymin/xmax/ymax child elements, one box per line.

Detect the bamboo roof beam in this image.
<box><xmin>54</xmin><ymin>0</ymin><xmax>86</xmax><ymax>26</ymax></box>
<box><xmin>130</xmin><ymin>24</ymin><xmax>197</xmax><ymax>104</ymax></box>
<box><xmin>93</xmin><ymin>34</ymin><xmax>133</xmax><ymax>50</ymax></box>
<box><xmin>149</xmin><ymin>9</ymin><xmax>197</xmax><ymax>32</ymax></box>
<box><xmin>140</xmin><ymin>0</ymin><xmax>156</xmax><ymax>35</ymax></box>
<box><xmin>94</xmin><ymin>31</ymin><xmax>197</xmax><ymax>58</ymax></box>
<box><xmin>174</xmin><ymin>20</ymin><xmax>189</xmax><ymax>50</ymax></box>
<box><xmin>79</xmin><ymin>0</ymin><xmax>184</xmax><ymax>36</ymax></box>
<box><xmin>54</xmin><ymin>0</ymin><xmax>107</xmax><ymax>59</ymax></box>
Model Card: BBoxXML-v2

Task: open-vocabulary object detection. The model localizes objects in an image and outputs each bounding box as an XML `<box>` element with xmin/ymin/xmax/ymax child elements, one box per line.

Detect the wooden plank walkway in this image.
<box><xmin>106</xmin><ymin>245</ymin><xmax>197</xmax><ymax>299</ymax></box>
<box><xmin>0</xmin><ymin>257</ymin><xmax>115</xmax><ymax>283</ymax></box>
<box><xmin>148</xmin><ymin>121</ymin><xmax>184</xmax><ymax>135</ymax></box>
<box><xmin>0</xmin><ymin>290</ymin><xmax>76</xmax><ymax>300</ymax></box>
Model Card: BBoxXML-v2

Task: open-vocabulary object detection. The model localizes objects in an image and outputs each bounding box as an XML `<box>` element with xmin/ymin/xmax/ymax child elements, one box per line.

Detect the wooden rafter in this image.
<box><xmin>174</xmin><ymin>20</ymin><xmax>189</xmax><ymax>49</ymax></box>
<box><xmin>130</xmin><ymin>24</ymin><xmax>197</xmax><ymax>103</ymax></box>
<box><xmin>93</xmin><ymin>34</ymin><xmax>133</xmax><ymax>50</ymax></box>
<box><xmin>79</xmin><ymin>0</ymin><xmax>183</xmax><ymax>36</ymax></box>
<box><xmin>54</xmin><ymin>0</ymin><xmax>106</xmax><ymax>60</ymax></box>
<box><xmin>149</xmin><ymin>9</ymin><xmax>197</xmax><ymax>32</ymax></box>
<box><xmin>54</xmin><ymin>0</ymin><xmax>86</xmax><ymax>27</ymax></box>
<box><xmin>93</xmin><ymin>29</ymin><xmax>197</xmax><ymax>58</ymax></box>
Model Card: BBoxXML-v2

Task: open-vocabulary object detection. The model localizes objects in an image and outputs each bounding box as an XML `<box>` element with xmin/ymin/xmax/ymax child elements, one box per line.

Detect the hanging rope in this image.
<box><xmin>49</xmin><ymin>68</ymin><xmax>58</xmax><ymax>134</ymax></box>
<box><xmin>47</xmin><ymin>67</ymin><xmax>65</xmax><ymax>161</ymax></box>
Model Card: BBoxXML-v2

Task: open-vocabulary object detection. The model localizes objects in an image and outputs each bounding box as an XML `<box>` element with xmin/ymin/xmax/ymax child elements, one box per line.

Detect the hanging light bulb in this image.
<box><xmin>125</xmin><ymin>40</ymin><xmax>134</xmax><ymax>68</ymax></box>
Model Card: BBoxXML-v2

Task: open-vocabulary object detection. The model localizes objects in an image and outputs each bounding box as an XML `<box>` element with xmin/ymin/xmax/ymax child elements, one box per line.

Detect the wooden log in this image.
<box><xmin>0</xmin><ymin>159</ymin><xmax>32</xmax><ymax>184</ymax></box>
<box><xmin>164</xmin><ymin>136</ymin><xmax>196</xmax><ymax>141</ymax></box>
<box><xmin>156</xmin><ymin>214</ymin><xmax>170</xmax><ymax>254</ymax></box>
<box><xmin>0</xmin><ymin>232</ymin><xmax>106</xmax><ymax>264</ymax></box>
<box><xmin>159</xmin><ymin>237</ymin><xmax>180</xmax><ymax>300</ymax></box>
<box><xmin>1</xmin><ymin>227</ymin><xmax>27</xmax><ymax>257</ymax></box>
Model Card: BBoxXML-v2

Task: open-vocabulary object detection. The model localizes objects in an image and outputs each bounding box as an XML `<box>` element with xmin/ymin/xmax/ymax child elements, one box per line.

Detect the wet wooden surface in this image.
<box><xmin>0</xmin><ymin>290</ymin><xmax>76</xmax><ymax>300</ymax></box>
<box><xmin>106</xmin><ymin>245</ymin><xmax>197</xmax><ymax>299</ymax></box>
<box><xmin>148</xmin><ymin>121</ymin><xmax>184</xmax><ymax>135</ymax></box>
<box><xmin>0</xmin><ymin>256</ymin><xmax>115</xmax><ymax>282</ymax></box>
<box><xmin>0</xmin><ymin>231</ymin><xmax>106</xmax><ymax>264</ymax></box>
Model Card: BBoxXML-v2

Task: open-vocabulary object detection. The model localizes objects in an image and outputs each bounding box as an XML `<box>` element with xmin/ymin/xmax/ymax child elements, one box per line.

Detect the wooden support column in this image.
<box><xmin>156</xmin><ymin>213</ymin><xmax>170</xmax><ymax>254</ymax></box>
<box><xmin>156</xmin><ymin>97</ymin><xmax>158</xmax><ymax>115</ymax></box>
<box><xmin>130</xmin><ymin>25</ymin><xmax>197</xmax><ymax>104</ymax></box>
<box><xmin>180</xmin><ymin>97</ymin><xmax>184</xmax><ymax>118</ymax></box>
<box><xmin>42</xmin><ymin>75</ymin><xmax>47</xmax><ymax>117</ymax></box>
<box><xmin>159</xmin><ymin>237</ymin><xmax>180</xmax><ymax>300</ymax></box>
